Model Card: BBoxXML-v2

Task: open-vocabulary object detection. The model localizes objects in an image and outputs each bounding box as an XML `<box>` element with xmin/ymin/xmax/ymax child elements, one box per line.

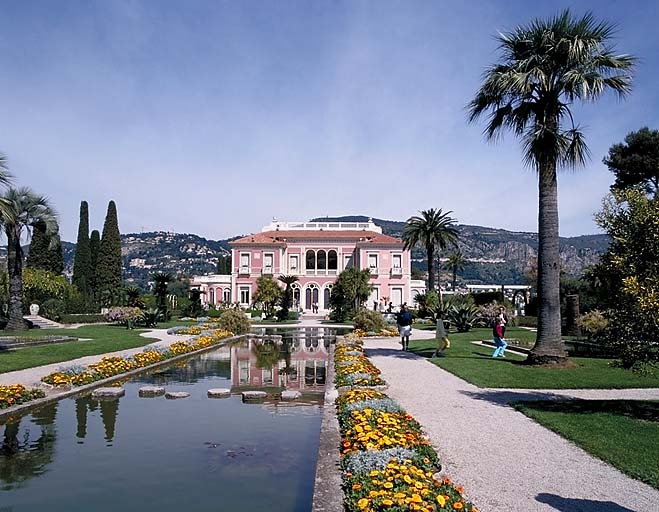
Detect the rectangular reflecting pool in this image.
<box><xmin>1</xmin><ymin>328</ymin><xmax>343</xmax><ymax>511</ymax></box>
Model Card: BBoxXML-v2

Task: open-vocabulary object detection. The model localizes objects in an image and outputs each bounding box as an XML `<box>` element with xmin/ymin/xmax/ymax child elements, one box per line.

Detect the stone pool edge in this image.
<box><xmin>312</xmin><ymin>340</ymin><xmax>344</xmax><ymax>512</ymax></box>
<box><xmin>0</xmin><ymin>334</ymin><xmax>247</xmax><ymax>421</ymax></box>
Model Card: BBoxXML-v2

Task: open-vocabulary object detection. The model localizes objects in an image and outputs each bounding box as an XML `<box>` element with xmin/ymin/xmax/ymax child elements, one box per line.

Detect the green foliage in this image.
<box><xmin>89</xmin><ymin>229</ymin><xmax>101</xmax><ymax>299</ymax></box>
<box><xmin>329</xmin><ymin>268</ymin><xmax>372</xmax><ymax>322</ymax></box>
<box><xmin>22</xmin><ymin>268</ymin><xmax>71</xmax><ymax>303</ymax></box>
<box><xmin>218</xmin><ymin>308</ymin><xmax>250</xmax><ymax>334</ymax></box>
<box><xmin>96</xmin><ymin>200</ymin><xmax>123</xmax><ymax>305</ymax></box>
<box><xmin>604</xmin><ymin>126</ymin><xmax>659</xmax><ymax>198</ymax></box>
<box><xmin>124</xmin><ymin>285</ymin><xmax>145</xmax><ymax>309</ymax></box>
<box><xmin>403</xmin><ymin>208</ymin><xmax>459</xmax><ymax>291</ymax></box>
<box><xmin>447</xmin><ymin>302</ymin><xmax>479</xmax><ymax>333</ymax></box>
<box><xmin>216</xmin><ymin>255</ymin><xmax>231</xmax><ymax>274</ymax></box>
<box><xmin>40</xmin><ymin>298</ymin><xmax>66</xmax><ymax>322</ymax></box>
<box><xmin>578</xmin><ymin>310</ymin><xmax>609</xmax><ymax>341</ymax></box>
<box><xmin>72</xmin><ymin>201</ymin><xmax>91</xmax><ymax>297</ymax></box>
<box><xmin>413</xmin><ymin>291</ymin><xmax>439</xmax><ymax>319</ymax></box>
<box><xmin>352</xmin><ymin>308</ymin><xmax>386</xmax><ymax>332</ymax></box>
<box><xmin>252</xmin><ymin>275</ymin><xmax>283</xmax><ymax>318</ymax></box>
<box><xmin>277</xmin><ymin>274</ymin><xmax>299</xmax><ymax>322</ymax></box>
<box><xmin>517</xmin><ymin>315</ymin><xmax>538</xmax><ymax>328</ymax></box>
<box><xmin>60</xmin><ymin>313</ymin><xmax>106</xmax><ymax>324</ymax></box>
<box><xmin>184</xmin><ymin>289</ymin><xmax>203</xmax><ymax>318</ymax></box>
<box><xmin>2</xmin><ymin>187</ymin><xmax>59</xmax><ymax>330</ymax></box>
<box><xmin>593</xmin><ymin>189</ymin><xmax>659</xmax><ymax>370</ymax></box>
<box><xmin>151</xmin><ymin>272</ymin><xmax>174</xmax><ymax>317</ymax></box>
<box><xmin>26</xmin><ymin>222</ymin><xmax>64</xmax><ymax>274</ymax></box>
<box><xmin>140</xmin><ymin>307</ymin><xmax>161</xmax><ymax>328</ymax></box>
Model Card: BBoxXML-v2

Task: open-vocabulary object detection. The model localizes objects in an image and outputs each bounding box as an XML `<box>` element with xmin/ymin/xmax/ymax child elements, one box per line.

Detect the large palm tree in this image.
<box><xmin>468</xmin><ymin>10</ymin><xmax>634</xmax><ymax>364</ymax></box>
<box><xmin>151</xmin><ymin>272</ymin><xmax>174</xmax><ymax>315</ymax></box>
<box><xmin>403</xmin><ymin>208</ymin><xmax>459</xmax><ymax>292</ymax></box>
<box><xmin>446</xmin><ymin>251</ymin><xmax>467</xmax><ymax>292</ymax></box>
<box><xmin>2</xmin><ymin>187</ymin><xmax>58</xmax><ymax>330</ymax></box>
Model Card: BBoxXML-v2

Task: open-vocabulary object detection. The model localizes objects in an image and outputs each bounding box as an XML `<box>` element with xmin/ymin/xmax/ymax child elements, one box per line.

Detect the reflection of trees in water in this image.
<box><xmin>138</xmin><ymin>358</ymin><xmax>231</xmax><ymax>386</ymax></box>
<box><xmin>252</xmin><ymin>340</ymin><xmax>282</xmax><ymax>369</ymax></box>
<box><xmin>0</xmin><ymin>402</ymin><xmax>58</xmax><ymax>487</ymax></box>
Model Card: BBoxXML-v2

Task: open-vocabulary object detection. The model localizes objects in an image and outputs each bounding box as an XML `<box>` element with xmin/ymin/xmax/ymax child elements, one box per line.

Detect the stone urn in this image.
<box><xmin>29</xmin><ymin>303</ymin><xmax>40</xmax><ymax>316</ymax></box>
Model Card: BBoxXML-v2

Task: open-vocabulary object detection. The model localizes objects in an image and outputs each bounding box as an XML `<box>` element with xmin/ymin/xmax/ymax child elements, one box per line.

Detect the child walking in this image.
<box><xmin>492</xmin><ymin>317</ymin><xmax>508</xmax><ymax>358</ymax></box>
<box><xmin>432</xmin><ymin>316</ymin><xmax>451</xmax><ymax>357</ymax></box>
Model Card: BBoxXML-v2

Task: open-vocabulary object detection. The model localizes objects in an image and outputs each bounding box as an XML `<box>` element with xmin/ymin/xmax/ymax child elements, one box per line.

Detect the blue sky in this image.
<box><xmin>1</xmin><ymin>0</ymin><xmax>657</xmax><ymax>241</ymax></box>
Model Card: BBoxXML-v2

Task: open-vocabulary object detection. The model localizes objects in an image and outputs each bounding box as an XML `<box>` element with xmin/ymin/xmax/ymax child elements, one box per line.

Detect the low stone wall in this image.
<box><xmin>312</xmin><ymin>342</ymin><xmax>344</xmax><ymax>512</ymax></box>
<box><xmin>0</xmin><ymin>334</ymin><xmax>246</xmax><ymax>421</ymax></box>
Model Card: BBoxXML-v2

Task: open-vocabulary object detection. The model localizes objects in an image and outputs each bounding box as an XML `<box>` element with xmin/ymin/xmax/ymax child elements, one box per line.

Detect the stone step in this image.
<box><xmin>23</xmin><ymin>315</ymin><xmax>65</xmax><ymax>329</ymax></box>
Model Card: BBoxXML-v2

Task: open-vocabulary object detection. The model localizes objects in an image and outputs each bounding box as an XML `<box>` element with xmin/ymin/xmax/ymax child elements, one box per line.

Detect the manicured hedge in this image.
<box><xmin>60</xmin><ymin>314</ymin><xmax>107</xmax><ymax>324</ymax></box>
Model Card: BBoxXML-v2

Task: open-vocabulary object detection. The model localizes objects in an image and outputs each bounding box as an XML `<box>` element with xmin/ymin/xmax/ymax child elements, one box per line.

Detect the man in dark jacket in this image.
<box><xmin>396</xmin><ymin>303</ymin><xmax>413</xmax><ymax>351</ymax></box>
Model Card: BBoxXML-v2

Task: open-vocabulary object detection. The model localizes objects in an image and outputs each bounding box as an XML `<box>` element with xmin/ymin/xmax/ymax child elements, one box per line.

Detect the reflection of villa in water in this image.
<box><xmin>232</xmin><ymin>328</ymin><xmax>329</xmax><ymax>392</ymax></box>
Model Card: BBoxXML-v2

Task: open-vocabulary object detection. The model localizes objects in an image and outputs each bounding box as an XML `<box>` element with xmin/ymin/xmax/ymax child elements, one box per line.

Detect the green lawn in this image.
<box><xmin>409</xmin><ymin>327</ymin><xmax>659</xmax><ymax>389</ymax></box>
<box><xmin>515</xmin><ymin>400</ymin><xmax>659</xmax><ymax>489</ymax></box>
<box><xmin>0</xmin><ymin>325</ymin><xmax>160</xmax><ymax>374</ymax></box>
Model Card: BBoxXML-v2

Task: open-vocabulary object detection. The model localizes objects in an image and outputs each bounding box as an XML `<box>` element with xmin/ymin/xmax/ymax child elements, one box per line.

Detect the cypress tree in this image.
<box><xmin>97</xmin><ymin>201</ymin><xmax>123</xmax><ymax>305</ymax></box>
<box><xmin>27</xmin><ymin>223</ymin><xmax>64</xmax><ymax>274</ymax></box>
<box><xmin>89</xmin><ymin>229</ymin><xmax>100</xmax><ymax>299</ymax></box>
<box><xmin>26</xmin><ymin>223</ymin><xmax>50</xmax><ymax>270</ymax></box>
<box><xmin>72</xmin><ymin>201</ymin><xmax>91</xmax><ymax>295</ymax></box>
<box><xmin>49</xmin><ymin>233</ymin><xmax>65</xmax><ymax>274</ymax></box>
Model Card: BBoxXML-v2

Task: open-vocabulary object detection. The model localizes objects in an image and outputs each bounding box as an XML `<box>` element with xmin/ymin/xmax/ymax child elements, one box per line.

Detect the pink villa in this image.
<box><xmin>191</xmin><ymin>219</ymin><xmax>425</xmax><ymax>314</ymax></box>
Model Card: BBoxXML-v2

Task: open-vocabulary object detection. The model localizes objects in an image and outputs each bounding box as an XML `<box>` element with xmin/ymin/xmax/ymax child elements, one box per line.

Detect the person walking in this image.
<box><xmin>432</xmin><ymin>315</ymin><xmax>451</xmax><ymax>357</ymax></box>
<box><xmin>498</xmin><ymin>306</ymin><xmax>509</xmax><ymax>336</ymax></box>
<box><xmin>396</xmin><ymin>303</ymin><xmax>413</xmax><ymax>351</ymax></box>
<box><xmin>492</xmin><ymin>317</ymin><xmax>508</xmax><ymax>358</ymax></box>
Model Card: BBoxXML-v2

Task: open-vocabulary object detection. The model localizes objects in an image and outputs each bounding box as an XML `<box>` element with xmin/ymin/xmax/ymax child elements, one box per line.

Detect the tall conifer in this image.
<box><xmin>72</xmin><ymin>201</ymin><xmax>91</xmax><ymax>295</ymax></box>
<box><xmin>26</xmin><ymin>223</ymin><xmax>50</xmax><ymax>270</ymax></box>
<box><xmin>97</xmin><ymin>201</ymin><xmax>123</xmax><ymax>304</ymax></box>
<box><xmin>89</xmin><ymin>229</ymin><xmax>100</xmax><ymax>299</ymax></box>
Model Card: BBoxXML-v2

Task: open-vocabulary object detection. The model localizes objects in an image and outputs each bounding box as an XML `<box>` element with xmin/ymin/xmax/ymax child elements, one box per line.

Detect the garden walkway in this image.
<box><xmin>0</xmin><ymin>329</ymin><xmax>192</xmax><ymax>388</ymax></box>
<box><xmin>364</xmin><ymin>335</ymin><xmax>659</xmax><ymax>512</ymax></box>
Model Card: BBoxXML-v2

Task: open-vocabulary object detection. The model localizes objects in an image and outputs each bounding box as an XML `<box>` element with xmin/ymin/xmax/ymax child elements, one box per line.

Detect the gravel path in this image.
<box><xmin>364</xmin><ymin>337</ymin><xmax>659</xmax><ymax>512</ymax></box>
<box><xmin>0</xmin><ymin>329</ymin><xmax>190</xmax><ymax>388</ymax></box>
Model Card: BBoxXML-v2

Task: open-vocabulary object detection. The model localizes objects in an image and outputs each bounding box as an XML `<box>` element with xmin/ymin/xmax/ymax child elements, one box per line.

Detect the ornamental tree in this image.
<box><xmin>604</xmin><ymin>127</ymin><xmax>659</xmax><ymax>198</ymax></box>
<box><xmin>593</xmin><ymin>188</ymin><xmax>659</xmax><ymax>370</ymax></box>
<box><xmin>252</xmin><ymin>275</ymin><xmax>283</xmax><ymax>319</ymax></box>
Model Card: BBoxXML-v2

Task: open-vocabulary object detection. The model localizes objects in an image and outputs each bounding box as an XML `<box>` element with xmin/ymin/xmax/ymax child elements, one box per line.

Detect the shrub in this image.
<box><xmin>352</xmin><ymin>308</ymin><xmax>386</xmax><ymax>333</ymax></box>
<box><xmin>40</xmin><ymin>299</ymin><xmax>66</xmax><ymax>322</ymax></box>
<box><xmin>218</xmin><ymin>308</ymin><xmax>250</xmax><ymax>334</ymax></box>
<box><xmin>104</xmin><ymin>307</ymin><xmax>143</xmax><ymax>327</ymax></box>
<box><xmin>517</xmin><ymin>315</ymin><xmax>537</xmax><ymax>328</ymax></box>
<box><xmin>60</xmin><ymin>313</ymin><xmax>106</xmax><ymax>324</ymax></box>
<box><xmin>448</xmin><ymin>303</ymin><xmax>479</xmax><ymax>332</ymax></box>
<box><xmin>578</xmin><ymin>310</ymin><xmax>609</xmax><ymax>341</ymax></box>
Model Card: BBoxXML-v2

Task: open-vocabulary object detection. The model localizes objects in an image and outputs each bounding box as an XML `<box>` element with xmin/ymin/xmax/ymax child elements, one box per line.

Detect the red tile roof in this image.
<box><xmin>230</xmin><ymin>230</ymin><xmax>403</xmax><ymax>246</ymax></box>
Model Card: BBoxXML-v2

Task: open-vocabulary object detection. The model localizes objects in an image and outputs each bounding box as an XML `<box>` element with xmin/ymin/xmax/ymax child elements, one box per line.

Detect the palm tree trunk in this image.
<box><xmin>527</xmin><ymin>162</ymin><xmax>567</xmax><ymax>364</ymax></box>
<box><xmin>452</xmin><ymin>268</ymin><xmax>457</xmax><ymax>292</ymax></box>
<box><xmin>427</xmin><ymin>246</ymin><xmax>435</xmax><ymax>292</ymax></box>
<box><xmin>6</xmin><ymin>229</ymin><xmax>26</xmax><ymax>331</ymax></box>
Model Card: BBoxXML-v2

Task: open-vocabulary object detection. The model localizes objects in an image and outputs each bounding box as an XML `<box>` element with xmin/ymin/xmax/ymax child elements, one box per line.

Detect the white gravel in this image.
<box><xmin>0</xmin><ymin>329</ymin><xmax>190</xmax><ymax>388</ymax></box>
<box><xmin>364</xmin><ymin>337</ymin><xmax>659</xmax><ymax>512</ymax></box>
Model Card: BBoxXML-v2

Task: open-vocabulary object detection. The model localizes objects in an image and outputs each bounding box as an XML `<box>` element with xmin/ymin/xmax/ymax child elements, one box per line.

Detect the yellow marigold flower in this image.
<box><xmin>436</xmin><ymin>495</ymin><xmax>446</xmax><ymax>507</ymax></box>
<box><xmin>381</xmin><ymin>499</ymin><xmax>393</xmax><ymax>506</ymax></box>
<box><xmin>383</xmin><ymin>482</ymin><xmax>393</xmax><ymax>489</ymax></box>
<box><xmin>357</xmin><ymin>498</ymin><xmax>369</xmax><ymax>509</ymax></box>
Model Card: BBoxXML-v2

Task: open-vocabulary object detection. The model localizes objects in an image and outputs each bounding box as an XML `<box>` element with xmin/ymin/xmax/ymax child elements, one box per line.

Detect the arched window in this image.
<box><xmin>323</xmin><ymin>286</ymin><xmax>332</xmax><ymax>310</ymax></box>
<box><xmin>306</xmin><ymin>250</ymin><xmax>316</xmax><ymax>270</ymax></box>
<box><xmin>317</xmin><ymin>250</ymin><xmax>326</xmax><ymax>270</ymax></box>
<box><xmin>209</xmin><ymin>288</ymin><xmax>215</xmax><ymax>305</ymax></box>
<box><xmin>328</xmin><ymin>250</ymin><xmax>337</xmax><ymax>270</ymax></box>
<box><xmin>223</xmin><ymin>289</ymin><xmax>231</xmax><ymax>303</ymax></box>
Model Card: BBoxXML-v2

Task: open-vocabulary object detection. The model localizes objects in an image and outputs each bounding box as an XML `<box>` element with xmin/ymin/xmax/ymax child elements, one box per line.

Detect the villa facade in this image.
<box><xmin>191</xmin><ymin>219</ymin><xmax>425</xmax><ymax>314</ymax></box>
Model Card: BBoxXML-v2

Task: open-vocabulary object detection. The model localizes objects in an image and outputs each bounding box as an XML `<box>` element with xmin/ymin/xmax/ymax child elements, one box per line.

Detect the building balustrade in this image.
<box><xmin>261</xmin><ymin>266</ymin><xmax>274</xmax><ymax>275</ymax></box>
<box><xmin>390</xmin><ymin>267</ymin><xmax>403</xmax><ymax>276</ymax></box>
<box><xmin>238</xmin><ymin>266</ymin><xmax>251</xmax><ymax>275</ymax></box>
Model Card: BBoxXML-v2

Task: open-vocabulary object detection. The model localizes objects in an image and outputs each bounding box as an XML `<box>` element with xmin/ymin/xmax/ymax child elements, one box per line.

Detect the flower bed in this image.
<box><xmin>42</xmin><ymin>329</ymin><xmax>233</xmax><ymax>387</ymax></box>
<box><xmin>353</xmin><ymin>328</ymin><xmax>399</xmax><ymax>338</ymax></box>
<box><xmin>335</xmin><ymin>336</ymin><xmax>384</xmax><ymax>387</ymax></box>
<box><xmin>0</xmin><ymin>384</ymin><xmax>45</xmax><ymax>409</ymax></box>
<box><xmin>167</xmin><ymin>322</ymin><xmax>223</xmax><ymax>335</ymax></box>
<box><xmin>335</xmin><ymin>335</ymin><xmax>477</xmax><ymax>512</ymax></box>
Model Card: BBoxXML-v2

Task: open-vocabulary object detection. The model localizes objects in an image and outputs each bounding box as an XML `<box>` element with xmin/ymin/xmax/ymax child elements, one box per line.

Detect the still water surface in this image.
<box><xmin>1</xmin><ymin>328</ymin><xmax>340</xmax><ymax>511</ymax></box>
